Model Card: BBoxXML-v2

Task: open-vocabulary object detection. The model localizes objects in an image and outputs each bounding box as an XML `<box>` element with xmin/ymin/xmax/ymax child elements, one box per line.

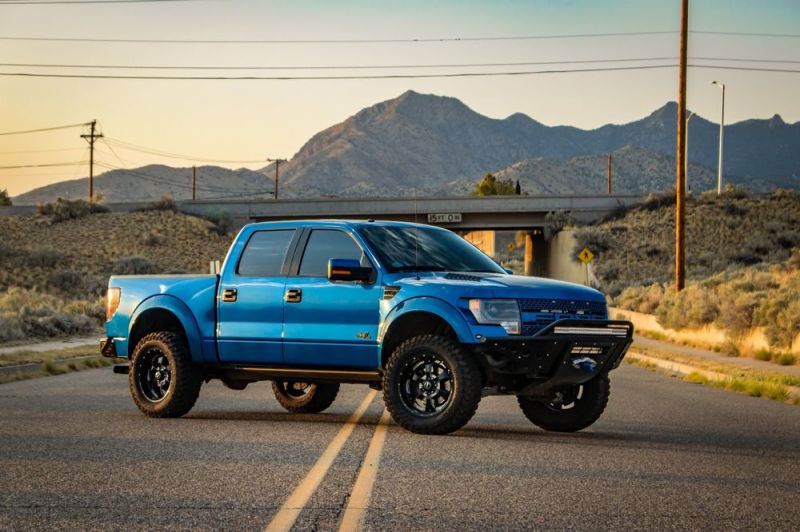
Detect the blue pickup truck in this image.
<box><xmin>102</xmin><ymin>220</ymin><xmax>632</xmax><ymax>435</ymax></box>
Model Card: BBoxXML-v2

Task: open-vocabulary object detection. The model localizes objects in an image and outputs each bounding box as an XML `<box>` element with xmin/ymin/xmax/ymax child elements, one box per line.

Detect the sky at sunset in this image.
<box><xmin>1</xmin><ymin>0</ymin><xmax>799</xmax><ymax>196</ymax></box>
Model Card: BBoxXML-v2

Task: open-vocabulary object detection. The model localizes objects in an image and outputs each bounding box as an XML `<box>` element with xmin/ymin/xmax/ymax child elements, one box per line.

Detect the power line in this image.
<box><xmin>0</xmin><ymin>0</ymin><xmax>195</xmax><ymax>5</ymax></box>
<box><xmin>0</xmin><ymin>122</ymin><xmax>88</xmax><ymax>136</ymax></box>
<box><xmin>3</xmin><ymin>63</ymin><xmax>800</xmax><ymax>80</ymax></box>
<box><xmin>0</xmin><ymin>30</ymin><xmax>798</xmax><ymax>45</ymax></box>
<box><xmin>0</xmin><ymin>161</ymin><xmax>86</xmax><ymax>169</ymax></box>
<box><xmin>0</xmin><ymin>30</ymin><xmax>677</xmax><ymax>44</ymax></box>
<box><xmin>0</xmin><ymin>146</ymin><xmax>84</xmax><ymax>154</ymax></box>
<box><xmin>0</xmin><ymin>64</ymin><xmax>680</xmax><ymax>80</ymax></box>
<box><xmin>2</xmin><ymin>56</ymin><xmax>798</xmax><ymax>71</ymax></box>
<box><xmin>104</xmin><ymin>137</ymin><xmax>266</xmax><ymax>163</ymax></box>
<box><xmin>0</xmin><ymin>57</ymin><xmax>679</xmax><ymax>70</ymax></box>
<box><xmin>693</xmin><ymin>30</ymin><xmax>800</xmax><ymax>38</ymax></box>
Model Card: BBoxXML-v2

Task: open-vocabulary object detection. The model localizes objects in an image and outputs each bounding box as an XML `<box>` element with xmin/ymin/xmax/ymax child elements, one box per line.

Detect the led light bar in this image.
<box><xmin>553</xmin><ymin>326</ymin><xmax>628</xmax><ymax>337</ymax></box>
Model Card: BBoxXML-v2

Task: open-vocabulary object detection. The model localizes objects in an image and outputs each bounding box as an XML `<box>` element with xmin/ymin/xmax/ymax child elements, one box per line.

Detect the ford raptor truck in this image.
<box><xmin>101</xmin><ymin>220</ymin><xmax>633</xmax><ymax>435</ymax></box>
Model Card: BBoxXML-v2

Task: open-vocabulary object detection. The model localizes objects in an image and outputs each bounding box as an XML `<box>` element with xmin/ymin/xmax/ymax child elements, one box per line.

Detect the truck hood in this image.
<box><xmin>389</xmin><ymin>272</ymin><xmax>605</xmax><ymax>303</ymax></box>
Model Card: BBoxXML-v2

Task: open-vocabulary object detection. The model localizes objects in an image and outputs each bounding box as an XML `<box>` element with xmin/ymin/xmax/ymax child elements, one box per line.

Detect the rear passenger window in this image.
<box><xmin>237</xmin><ymin>230</ymin><xmax>295</xmax><ymax>276</ymax></box>
<box><xmin>299</xmin><ymin>230</ymin><xmax>366</xmax><ymax>277</ymax></box>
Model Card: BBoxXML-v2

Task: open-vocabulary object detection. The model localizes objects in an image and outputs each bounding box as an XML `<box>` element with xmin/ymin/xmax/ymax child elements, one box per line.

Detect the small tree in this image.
<box><xmin>515</xmin><ymin>180</ymin><xmax>521</xmax><ymax>195</ymax></box>
<box><xmin>0</xmin><ymin>189</ymin><xmax>11</xmax><ymax>206</ymax></box>
<box><xmin>472</xmin><ymin>173</ymin><xmax>515</xmax><ymax>196</ymax></box>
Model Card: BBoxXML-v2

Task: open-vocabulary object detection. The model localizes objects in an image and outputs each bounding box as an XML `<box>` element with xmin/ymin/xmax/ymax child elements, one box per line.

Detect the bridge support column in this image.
<box><xmin>524</xmin><ymin>230</ymin><xmax>548</xmax><ymax>277</ymax></box>
<box><xmin>524</xmin><ymin>232</ymin><xmax>534</xmax><ymax>276</ymax></box>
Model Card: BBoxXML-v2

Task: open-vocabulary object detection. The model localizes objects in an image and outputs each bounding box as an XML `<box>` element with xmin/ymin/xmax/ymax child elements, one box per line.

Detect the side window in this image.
<box><xmin>237</xmin><ymin>229</ymin><xmax>295</xmax><ymax>277</ymax></box>
<box><xmin>298</xmin><ymin>230</ymin><xmax>366</xmax><ymax>277</ymax></box>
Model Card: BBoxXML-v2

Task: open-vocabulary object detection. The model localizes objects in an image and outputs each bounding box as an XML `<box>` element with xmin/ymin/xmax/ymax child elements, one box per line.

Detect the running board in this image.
<box><xmin>224</xmin><ymin>365</ymin><xmax>382</xmax><ymax>384</ymax></box>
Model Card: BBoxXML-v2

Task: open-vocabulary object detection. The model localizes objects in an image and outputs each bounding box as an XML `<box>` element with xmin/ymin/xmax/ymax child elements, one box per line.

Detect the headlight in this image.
<box><xmin>468</xmin><ymin>299</ymin><xmax>520</xmax><ymax>335</ymax></box>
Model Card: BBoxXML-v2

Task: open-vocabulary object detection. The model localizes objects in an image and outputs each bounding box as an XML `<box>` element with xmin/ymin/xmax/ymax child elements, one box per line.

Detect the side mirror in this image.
<box><xmin>503</xmin><ymin>268</ymin><xmax>513</xmax><ymax>275</ymax></box>
<box><xmin>328</xmin><ymin>258</ymin><xmax>373</xmax><ymax>282</ymax></box>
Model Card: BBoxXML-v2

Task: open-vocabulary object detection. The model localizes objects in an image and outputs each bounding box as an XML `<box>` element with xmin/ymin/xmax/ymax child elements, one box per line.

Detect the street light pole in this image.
<box><xmin>712</xmin><ymin>81</ymin><xmax>725</xmax><ymax>194</ymax></box>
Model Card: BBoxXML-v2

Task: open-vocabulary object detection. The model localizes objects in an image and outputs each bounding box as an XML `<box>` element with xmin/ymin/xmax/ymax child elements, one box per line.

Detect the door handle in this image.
<box><xmin>222</xmin><ymin>288</ymin><xmax>238</xmax><ymax>302</ymax></box>
<box><xmin>285</xmin><ymin>288</ymin><xmax>302</xmax><ymax>303</ymax></box>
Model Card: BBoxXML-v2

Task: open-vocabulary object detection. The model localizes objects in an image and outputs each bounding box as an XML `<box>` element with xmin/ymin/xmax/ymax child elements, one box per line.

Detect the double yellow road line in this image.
<box><xmin>265</xmin><ymin>390</ymin><xmax>391</xmax><ymax>532</ymax></box>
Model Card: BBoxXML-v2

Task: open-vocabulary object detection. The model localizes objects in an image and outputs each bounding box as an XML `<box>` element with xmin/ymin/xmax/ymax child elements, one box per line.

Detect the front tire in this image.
<box><xmin>517</xmin><ymin>374</ymin><xmax>610</xmax><ymax>432</ymax></box>
<box><xmin>384</xmin><ymin>335</ymin><xmax>482</xmax><ymax>435</ymax></box>
<box><xmin>129</xmin><ymin>331</ymin><xmax>202</xmax><ymax>418</ymax></box>
<box><xmin>272</xmin><ymin>381</ymin><xmax>340</xmax><ymax>413</ymax></box>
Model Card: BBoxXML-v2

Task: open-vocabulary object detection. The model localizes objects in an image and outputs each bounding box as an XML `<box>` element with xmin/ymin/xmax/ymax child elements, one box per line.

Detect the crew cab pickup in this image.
<box><xmin>102</xmin><ymin>220</ymin><xmax>632</xmax><ymax>434</ymax></box>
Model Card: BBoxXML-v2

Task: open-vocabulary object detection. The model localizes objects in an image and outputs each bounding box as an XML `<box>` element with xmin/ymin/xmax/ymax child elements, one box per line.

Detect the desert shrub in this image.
<box><xmin>721</xmin><ymin>183</ymin><xmax>749</xmax><ymax>199</ymax></box>
<box><xmin>26</xmin><ymin>247</ymin><xmax>63</xmax><ymax>268</ymax></box>
<box><xmin>755</xmin><ymin>291</ymin><xmax>800</xmax><ymax>349</ymax></box>
<box><xmin>201</xmin><ymin>210</ymin><xmax>234</xmax><ymax>236</ymax></box>
<box><xmin>0</xmin><ymin>241</ymin><xmax>14</xmax><ymax>259</ymax></box>
<box><xmin>730</xmin><ymin>252</ymin><xmax>762</xmax><ymax>266</ymax></box>
<box><xmin>715</xmin><ymin>288</ymin><xmax>761</xmax><ymax>335</ymax></box>
<box><xmin>776</xmin><ymin>231</ymin><xmax>800</xmax><ymax>249</ymax></box>
<box><xmin>46</xmin><ymin>270</ymin><xmax>85</xmax><ymax>296</ymax></box>
<box><xmin>722</xmin><ymin>202</ymin><xmax>746</xmax><ymax>216</ymax></box>
<box><xmin>615</xmin><ymin>284</ymin><xmax>664</xmax><ymax>314</ymax></box>
<box><xmin>38</xmin><ymin>197</ymin><xmax>108</xmax><ymax>222</ymax></box>
<box><xmin>656</xmin><ymin>284</ymin><xmax>719</xmax><ymax>329</ymax></box>
<box><xmin>141</xmin><ymin>230</ymin><xmax>165</xmax><ymax>246</ymax></box>
<box><xmin>0</xmin><ymin>287</ymin><xmax>99</xmax><ymax>342</ymax></box>
<box><xmin>0</xmin><ymin>189</ymin><xmax>11</xmax><ymax>206</ymax></box>
<box><xmin>545</xmin><ymin>210</ymin><xmax>576</xmax><ymax>236</ymax></box>
<box><xmin>572</xmin><ymin>227</ymin><xmax>611</xmax><ymax>258</ymax></box>
<box><xmin>135</xmin><ymin>194</ymin><xmax>178</xmax><ymax>213</ymax></box>
<box><xmin>112</xmin><ymin>256</ymin><xmax>158</xmax><ymax>275</ymax></box>
<box><xmin>642</xmin><ymin>190</ymin><xmax>676</xmax><ymax>211</ymax></box>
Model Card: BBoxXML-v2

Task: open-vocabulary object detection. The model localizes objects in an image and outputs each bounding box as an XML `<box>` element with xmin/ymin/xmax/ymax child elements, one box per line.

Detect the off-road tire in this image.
<box><xmin>272</xmin><ymin>381</ymin><xmax>340</xmax><ymax>413</ymax></box>
<box><xmin>129</xmin><ymin>331</ymin><xmax>202</xmax><ymax>418</ymax></box>
<box><xmin>383</xmin><ymin>335</ymin><xmax>482</xmax><ymax>435</ymax></box>
<box><xmin>518</xmin><ymin>374</ymin><xmax>610</xmax><ymax>432</ymax></box>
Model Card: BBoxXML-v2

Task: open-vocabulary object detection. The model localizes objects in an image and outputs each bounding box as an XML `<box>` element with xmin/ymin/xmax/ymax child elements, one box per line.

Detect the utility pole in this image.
<box><xmin>192</xmin><ymin>166</ymin><xmax>196</xmax><ymax>201</ymax></box>
<box><xmin>607</xmin><ymin>154</ymin><xmax>612</xmax><ymax>194</ymax></box>
<box><xmin>675</xmin><ymin>0</ymin><xmax>688</xmax><ymax>292</ymax></box>
<box><xmin>80</xmin><ymin>119</ymin><xmax>103</xmax><ymax>201</ymax></box>
<box><xmin>267</xmin><ymin>158</ymin><xmax>287</xmax><ymax>200</ymax></box>
<box><xmin>712</xmin><ymin>81</ymin><xmax>726</xmax><ymax>194</ymax></box>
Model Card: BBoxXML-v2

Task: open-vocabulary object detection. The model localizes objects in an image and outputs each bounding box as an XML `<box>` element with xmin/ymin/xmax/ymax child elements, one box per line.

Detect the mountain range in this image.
<box><xmin>12</xmin><ymin>90</ymin><xmax>800</xmax><ymax>204</ymax></box>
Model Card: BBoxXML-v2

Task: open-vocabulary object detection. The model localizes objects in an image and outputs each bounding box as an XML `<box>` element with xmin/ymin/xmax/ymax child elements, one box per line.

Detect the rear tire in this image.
<box><xmin>517</xmin><ymin>374</ymin><xmax>610</xmax><ymax>432</ymax></box>
<box><xmin>129</xmin><ymin>331</ymin><xmax>202</xmax><ymax>418</ymax></box>
<box><xmin>272</xmin><ymin>381</ymin><xmax>340</xmax><ymax>413</ymax></box>
<box><xmin>383</xmin><ymin>335</ymin><xmax>482</xmax><ymax>435</ymax></box>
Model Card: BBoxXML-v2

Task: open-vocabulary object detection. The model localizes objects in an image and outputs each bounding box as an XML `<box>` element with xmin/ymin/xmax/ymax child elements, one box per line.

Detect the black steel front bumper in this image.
<box><xmin>471</xmin><ymin>319</ymin><xmax>633</xmax><ymax>394</ymax></box>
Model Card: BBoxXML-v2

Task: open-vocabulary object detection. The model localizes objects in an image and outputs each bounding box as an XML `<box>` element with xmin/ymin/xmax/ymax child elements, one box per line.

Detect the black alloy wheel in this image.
<box><xmin>397</xmin><ymin>353</ymin><xmax>454</xmax><ymax>416</ymax></box>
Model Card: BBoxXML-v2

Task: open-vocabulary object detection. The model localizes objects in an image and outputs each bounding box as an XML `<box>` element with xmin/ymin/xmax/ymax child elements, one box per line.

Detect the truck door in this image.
<box><xmin>216</xmin><ymin>228</ymin><xmax>297</xmax><ymax>364</ymax></box>
<box><xmin>283</xmin><ymin>228</ymin><xmax>381</xmax><ymax>369</ymax></box>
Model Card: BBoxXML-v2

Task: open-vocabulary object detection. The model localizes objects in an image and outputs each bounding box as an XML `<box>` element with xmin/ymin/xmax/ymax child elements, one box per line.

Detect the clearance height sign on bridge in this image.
<box><xmin>428</xmin><ymin>213</ymin><xmax>462</xmax><ymax>223</ymax></box>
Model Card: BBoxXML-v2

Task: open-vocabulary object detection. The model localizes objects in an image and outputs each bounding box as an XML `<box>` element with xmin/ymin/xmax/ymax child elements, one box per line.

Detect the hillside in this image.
<box><xmin>12</xmin><ymin>91</ymin><xmax>800</xmax><ymax>204</ymax></box>
<box><xmin>0</xmin><ymin>209</ymin><xmax>233</xmax><ymax>342</ymax></box>
<box><xmin>572</xmin><ymin>190</ymin><xmax>800</xmax><ymax>296</ymax></box>
<box><xmin>13</xmin><ymin>165</ymin><xmax>270</xmax><ymax>205</ymax></box>
<box><xmin>447</xmin><ymin>145</ymin><xmax>720</xmax><ymax>195</ymax></box>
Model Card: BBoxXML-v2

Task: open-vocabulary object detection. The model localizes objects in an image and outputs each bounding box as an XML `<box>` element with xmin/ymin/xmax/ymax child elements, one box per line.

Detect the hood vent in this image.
<box><xmin>444</xmin><ymin>272</ymin><xmax>484</xmax><ymax>282</ymax></box>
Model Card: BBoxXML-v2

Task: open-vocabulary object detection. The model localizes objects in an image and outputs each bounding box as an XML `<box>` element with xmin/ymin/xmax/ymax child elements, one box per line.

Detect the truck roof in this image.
<box><xmin>243</xmin><ymin>219</ymin><xmax>442</xmax><ymax>231</ymax></box>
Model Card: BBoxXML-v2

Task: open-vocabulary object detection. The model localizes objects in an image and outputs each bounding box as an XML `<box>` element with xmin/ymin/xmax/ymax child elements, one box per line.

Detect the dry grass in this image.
<box><xmin>0</xmin><ymin>210</ymin><xmax>233</xmax><ymax>343</ymax></box>
<box><xmin>0</xmin><ymin>345</ymin><xmax>115</xmax><ymax>384</ymax></box>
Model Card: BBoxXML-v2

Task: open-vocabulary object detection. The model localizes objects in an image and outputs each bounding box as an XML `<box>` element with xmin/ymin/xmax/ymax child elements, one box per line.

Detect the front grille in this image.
<box><xmin>519</xmin><ymin>298</ymin><xmax>607</xmax><ymax>336</ymax></box>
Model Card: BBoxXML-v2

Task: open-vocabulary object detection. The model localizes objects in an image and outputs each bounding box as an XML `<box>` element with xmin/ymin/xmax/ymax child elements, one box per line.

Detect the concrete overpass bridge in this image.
<box><xmin>179</xmin><ymin>194</ymin><xmax>642</xmax><ymax>280</ymax></box>
<box><xmin>178</xmin><ymin>194</ymin><xmax>641</xmax><ymax>230</ymax></box>
<box><xmin>0</xmin><ymin>194</ymin><xmax>642</xmax><ymax>281</ymax></box>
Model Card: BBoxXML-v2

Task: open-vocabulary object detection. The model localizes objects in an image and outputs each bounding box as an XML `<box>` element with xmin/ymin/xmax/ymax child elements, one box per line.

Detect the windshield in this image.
<box><xmin>357</xmin><ymin>225</ymin><xmax>506</xmax><ymax>274</ymax></box>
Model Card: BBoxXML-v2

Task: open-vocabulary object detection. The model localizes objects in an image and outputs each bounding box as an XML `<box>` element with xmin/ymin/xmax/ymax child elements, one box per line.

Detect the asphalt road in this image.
<box><xmin>0</xmin><ymin>364</ymin><xmax>798</xmax><ymax>531</ymax></box>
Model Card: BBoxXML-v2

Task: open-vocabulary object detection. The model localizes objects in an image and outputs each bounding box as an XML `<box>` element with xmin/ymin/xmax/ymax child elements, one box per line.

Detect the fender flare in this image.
<box><xmin>129</xmin><ymin>294</ymin><xmax>204</xmax><ymax>364</ymax></box>
<box><xmin>379</xmin><ymin>296</ymin><xmax>473</xmax><ymax>345</ymax></box>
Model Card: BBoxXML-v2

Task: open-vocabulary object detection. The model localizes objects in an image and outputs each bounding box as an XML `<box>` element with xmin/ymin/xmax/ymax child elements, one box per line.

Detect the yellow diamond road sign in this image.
<box><xmin>578</xmin><ymin>248</ymin><xmax>594</xmax><ymax>264</ymax></box>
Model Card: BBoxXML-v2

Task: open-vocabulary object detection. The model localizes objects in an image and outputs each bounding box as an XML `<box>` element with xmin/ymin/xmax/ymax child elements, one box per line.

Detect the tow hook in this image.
<box><xmin>571</xmin><ymin>356</ymin><xmax>598</xmax><ymax>374</ymax></box>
